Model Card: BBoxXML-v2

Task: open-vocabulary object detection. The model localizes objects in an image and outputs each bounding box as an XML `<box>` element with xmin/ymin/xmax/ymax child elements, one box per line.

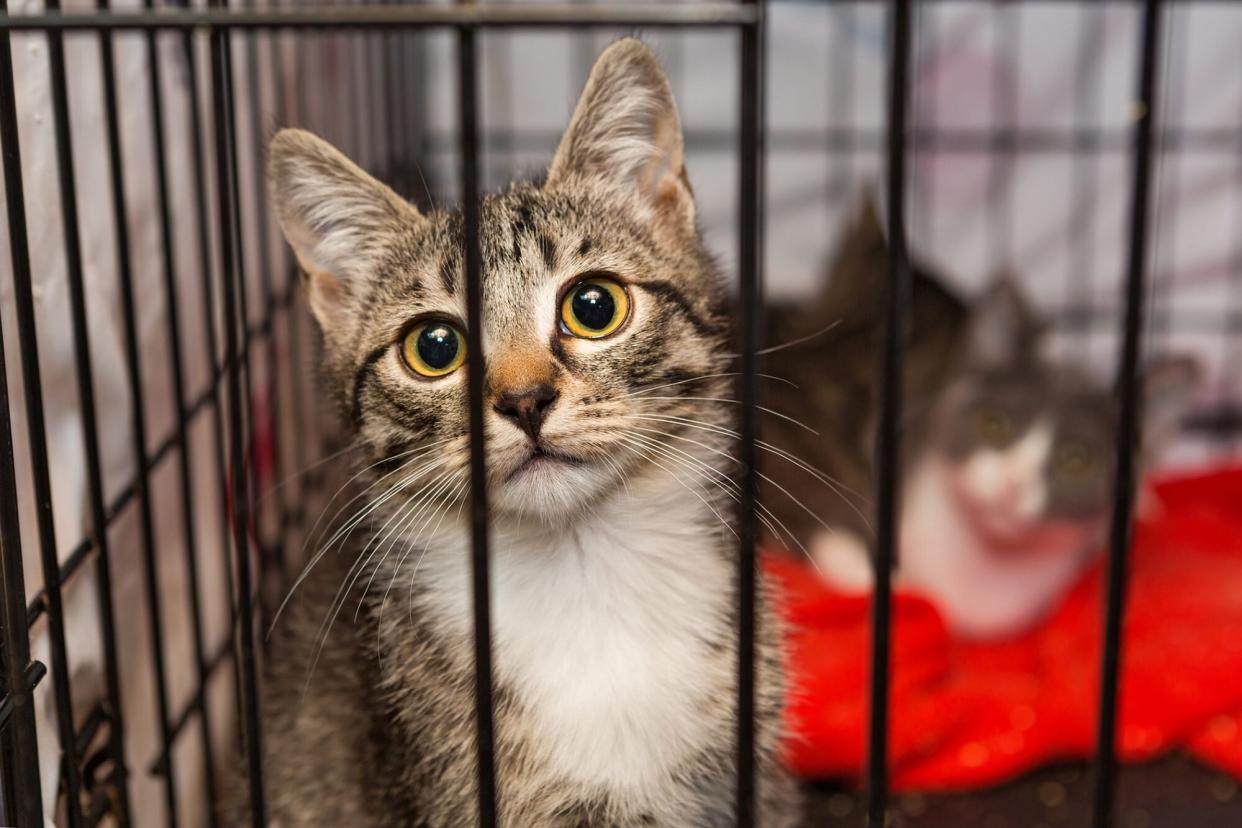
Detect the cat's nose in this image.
<box><xmin>493</xmin><ymin>384</ymin><xmax>560</xmax><ymax>441</ymax></box>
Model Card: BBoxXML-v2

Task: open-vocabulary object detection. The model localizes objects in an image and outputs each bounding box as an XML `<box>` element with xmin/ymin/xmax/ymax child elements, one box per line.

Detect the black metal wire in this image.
<box><xmin>867</xmin><ymin>1</ymin><xmax>912</xmax><ymax>825</ymax></box>
<box><xmin>1092</xmin><ymin>1</ymin><xmax>1164</xmax><ymax>825</ymax></box>
<box><xmin>93</xmin><ymin>0</ymin><xmax>181</xmax><ymax>818</ymax></box>
<box><xmin>0</xmin><ymin>3</ymin><xmax>758</xmax><ymax>31</ymax></box>
<box><xmin>0</xmin><ymin>4</ymin><xmax>1237</xmax><ymax>828</ymax></box>
<box><xmin>457</xmin><ymin>19</ymin><xmax>499</xmax><ymax>828</ymax></box>
<box><xmin>182</xmin><ymin>14</ymin><xmax>243</xmax><ymax>669</ymax></box>
<box><xmin>0</xmin><ymin>41</ymin><xmax>44</xmax><ymax>815</ymax></box>
<box><xmin>209</xmin><ymin>10</ymin><xmax>268</xmax><ymax>823</ymax></box>
<box><xmin>735</xmin><ymin>2</ymin><xmax>764</xmax><ymax>826</ymax></box>
<box><xmin>1065</xmin><ymin>4</ymin><xmax>1107</xmax><ymax>323</ymax></box>
<box><xmin>244</xmin><ymin>15</ymin><xmax>291</xmax><ymax>601</ymax></box>
<box><xmin>410</xmin><ymin>124</ymin><xmax>1242</xmax><ymax>156</ymax></box>
<box><xmin>141</xmin><ymin>0</ymin><xmax>219</xmax><ymax>808</ymax></box>
<box><xmin>22</xmin><ymin>0</ymin><xmax>113</xmax><ymax>821</ymax></box>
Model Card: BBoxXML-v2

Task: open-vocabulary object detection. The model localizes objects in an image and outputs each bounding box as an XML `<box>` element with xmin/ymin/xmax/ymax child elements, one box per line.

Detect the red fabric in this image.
<box><xmin>770</xmin><ymin>465</ymin><xmax>1242</xmax><ymax>791</ymax></box>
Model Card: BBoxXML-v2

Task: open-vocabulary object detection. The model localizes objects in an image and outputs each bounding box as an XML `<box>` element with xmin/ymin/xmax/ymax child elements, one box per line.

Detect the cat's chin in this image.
<box><xmin>490</xmin><ymin>454</ymin><xmax>618</xmax><ymax>523</ymax></box>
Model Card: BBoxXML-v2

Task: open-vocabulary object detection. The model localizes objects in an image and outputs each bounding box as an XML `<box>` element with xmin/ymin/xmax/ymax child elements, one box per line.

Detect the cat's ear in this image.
<box><xmin>847</xmin><ymin>191</ymin><xmax>886</xmax><ymax>252</ymax></box>
<box><xmin>964</xmin><ymin>277</ymin><xmax>1043</xmax><ymax>369</ymax></box>
<box><xmin>545</xmin><ymin>39</ymin><xmax>692</xmax><ymax>238</ymax></box>
<box><xmin>1141</xmin><ymin>353</ymin><xmax>1201</xmax><ymax>451</ymax></box>
<box><xmin>268</xmin><ymin>128</ymin><xmax>420</xmax><ymax>335</ymax></box>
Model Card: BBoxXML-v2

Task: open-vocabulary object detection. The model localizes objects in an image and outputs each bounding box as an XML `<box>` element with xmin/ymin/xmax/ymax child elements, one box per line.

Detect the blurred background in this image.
<box><xmin>2</xmin><ymin>0</ymin><xmax>1241</xmax><ymax>826</ymax></box>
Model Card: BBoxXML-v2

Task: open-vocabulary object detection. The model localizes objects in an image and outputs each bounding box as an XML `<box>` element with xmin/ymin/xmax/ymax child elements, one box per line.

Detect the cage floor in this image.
<box><xmin>801</xmin><ymin>753</ymin><xmax>1242</xmax><ymax>827</ymax></box>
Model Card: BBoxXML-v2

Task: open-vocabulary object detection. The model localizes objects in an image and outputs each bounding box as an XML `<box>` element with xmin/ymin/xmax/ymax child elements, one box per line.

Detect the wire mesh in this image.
<box><xmin>0</xmin><ymin>1</ymin><xmax>1235</xmax><ymax>827</ymax></box>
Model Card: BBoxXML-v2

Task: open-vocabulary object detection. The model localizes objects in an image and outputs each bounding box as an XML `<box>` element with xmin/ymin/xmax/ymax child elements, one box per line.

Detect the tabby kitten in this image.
<box><xmin>250</xmin><ymin>40</ymin><xmax>799</xmax><ymax>826</ymax></box>
<box><xmin>762</xmin><ymin>198</ymin><xmax>1198</xmax><ymax>639</ymax></box>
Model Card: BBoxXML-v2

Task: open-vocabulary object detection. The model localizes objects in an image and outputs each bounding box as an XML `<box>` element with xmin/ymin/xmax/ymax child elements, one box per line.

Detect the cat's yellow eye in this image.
<box><xmin>976</xmin><ymin>408</ymin><xmax>1013</xmax><ymax>447</ymax></box>
<box><xmin>1054</xmin><ymin>441</ymin><xmax>1096</xmax><ymax>478</ymax></box>
<box><xmin>402</xmin><ymin>320</ymin><xmax>466</xmax><ymax>378</ymax></box>
<box><xmin>560</xmin><ymin>277</ymin><xmax>630</xmax><ymax>339</ymax></box>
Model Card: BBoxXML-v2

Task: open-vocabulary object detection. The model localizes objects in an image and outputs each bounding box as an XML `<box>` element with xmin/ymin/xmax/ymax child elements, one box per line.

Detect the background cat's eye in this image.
<box><xmin>560</xmin><ymin>277</ymin><xmax>630</xmax><ymax>339</ymax></box>
<box><xmin>1054</xmin><ymin>441</ymin><xmax>1096</xmax><ymax>478</ymax></box>
<box><xmin>976</xmin><ymin>408</ymin><xmax>1014</xmax><ymax>447</ymax></box>
<box><xmin>402</xmin><ymin>320</ymin><xmax>467</xmax><ymax>378</ymax></box>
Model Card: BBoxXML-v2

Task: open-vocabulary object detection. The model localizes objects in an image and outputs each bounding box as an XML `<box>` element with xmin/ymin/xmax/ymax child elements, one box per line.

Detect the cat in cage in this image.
<box><xmin>232</xmin><ymin>40</ymin><xmax>802</xmax><ymax>826</ymax></box>
<box><xmin>760</xmin><ymin>196</ymin><xmax>1201</xmax><ymax>639</ymax></box>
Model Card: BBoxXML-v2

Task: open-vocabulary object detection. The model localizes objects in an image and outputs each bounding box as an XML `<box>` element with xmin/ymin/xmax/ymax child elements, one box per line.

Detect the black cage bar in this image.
<box><xmin>0</xmin><ymin>1</ymin><xmax>1220</xmax><ymax>826</ymax></box>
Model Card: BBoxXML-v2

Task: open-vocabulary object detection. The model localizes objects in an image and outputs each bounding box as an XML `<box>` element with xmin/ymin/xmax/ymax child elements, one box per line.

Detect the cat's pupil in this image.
<box><xmin>572</xmin><ymin>283</ymin><xmax>616</xmax><ymax>331</ymax></box>
<box><xmin>418</xmin><ymin>324</ymin><xmax>459</xmax><ymax>369</ymax></box>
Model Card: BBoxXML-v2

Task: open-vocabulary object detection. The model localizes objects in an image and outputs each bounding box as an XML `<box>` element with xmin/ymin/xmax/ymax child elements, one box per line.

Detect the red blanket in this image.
<box><xmin>770</xmin><ymin>465</ymin><xmax>1242</xmax><ymax>791</ymax></box>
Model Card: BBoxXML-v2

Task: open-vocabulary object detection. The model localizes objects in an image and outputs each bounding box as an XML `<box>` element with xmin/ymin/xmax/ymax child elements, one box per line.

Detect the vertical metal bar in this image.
<box><xmin>141</xmin><ymin>0</ymin><xmax>220</xmax><ymax>810</ymax></box>
<box><xmin>209</xmin><ymin>15</ymin><xmax>268</xmax><ymax>826</ymax></box>
<box><xmin>1091</xmin><ymin>2</ymin><xmax>1163</xmax><ymax>825</ymax></box>
<box><xmin>867</xmin><ymin>1</ymin><xmax>912</xmax><ymax>826</ymax></box>
<box><xmin>15</xmin><ymin>2</ymin><xmax>99</xmax><ymax>823</ymax></box>
<box><xmin>987</xmin><ymin>1</ymin><xmax>1019</xmax><ymax>270</ymax></box>
<box><xmin>223</xmin><ymin>20</ymin><xmax>259</xmax><ymax>528</ymax></box>
<box><xmin>735</xmin><ymin>3</ymin><xmax>764</xmax><ymax>826</ymax></box>
<box><xmin>911</xmin><ymin>3</ymin><xmax>935</xmax><ymax>246</ymax></box>
<box><xmin>0</xmin><ymin>29</ymin><xmax>43</xmax><ymax>818</ymax></box>
<box><xmin>244</xmin><ymin>16</ymin><xmax>289</xmax><ymax>592</ymax></box>
<box><xmin>827</xmin><ymin>0</ymin><xmax>856</xmax><ymax>205</ymax></box>
<box><xmin>384</xmin><ymin>0</ymin><xmax>401</xmax><ymax>186</ymax></box>
<box><xmin>0</xmin><ymin>325</ymin><xmax>42</xmax><ymax>827</ymax></box>
<box><xmin>179</xmin><ymin>7</ymin><xmax>240</xmax><ymax>674</ymax></box>
<box><xmin>457</xmin><ymin>20</ymin><xmax>498</xmax><ymax>828</ymax></box>
<box><xmin>93</xmin><ymin>3</ymin><xmax>181</xmax><ymax>821</ymax></box>
<box><xmin>1066</xmin><ymin>5</ymin><xmax>1105</xmax><ymax>328</ymax></box>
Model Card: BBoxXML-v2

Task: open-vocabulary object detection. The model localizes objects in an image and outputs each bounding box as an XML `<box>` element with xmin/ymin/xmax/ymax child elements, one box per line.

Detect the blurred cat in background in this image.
<box><xmin>762</xmin><ymin>197</ymin><xmax>1199</xmax><ymax>639</ymax></box>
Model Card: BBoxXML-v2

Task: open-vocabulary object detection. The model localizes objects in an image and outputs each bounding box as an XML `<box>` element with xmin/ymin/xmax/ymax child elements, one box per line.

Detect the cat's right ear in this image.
<box><xmin>545</xmin><ymin>39</ymin><xmax>692</xmax><ymax>241</ymax></box>
<box><xmin>964</xmin><ymin>278</ymin><xmax>1043</xmax><ymax>369</ymax></box>
<box><xmin>268</xmin><ymin>128</ymin><xmax>420</xmax><ymax>335</ymax></box>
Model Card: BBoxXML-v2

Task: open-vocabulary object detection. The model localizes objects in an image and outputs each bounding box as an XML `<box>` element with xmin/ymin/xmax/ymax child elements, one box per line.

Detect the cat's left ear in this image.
<box><xmin>269</xmin><ymin>128</ymin><xmax>422</xmax><ymax>338</ymax></box>
<box><xmin>964</xmin><ymin>276</ymin><xmax>1044</xmax><ymax>369</ymax></box>
<box><xmin>545</xmin><ymin>39</ymin><xmax>693</xmax><ymax>238</ymax></box>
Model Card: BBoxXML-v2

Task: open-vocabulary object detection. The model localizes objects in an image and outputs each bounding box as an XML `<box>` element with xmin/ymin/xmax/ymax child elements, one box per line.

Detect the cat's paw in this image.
<box><xmin>809</xmin><ymin>531</ymin><xmax>873</xmax><ymax>591</ymax></box>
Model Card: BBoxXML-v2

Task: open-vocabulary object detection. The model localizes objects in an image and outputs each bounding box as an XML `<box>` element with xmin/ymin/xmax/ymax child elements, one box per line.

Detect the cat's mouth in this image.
<box><xmin>505</xmin><ymin>444</ymin><xmax>586</xmax><ymax>482</ymax></box>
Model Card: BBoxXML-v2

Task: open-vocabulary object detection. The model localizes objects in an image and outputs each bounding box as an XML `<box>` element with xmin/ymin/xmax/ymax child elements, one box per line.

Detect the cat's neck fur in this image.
<box><xmin>401</xmin><ymin>463</ymin><xmax>736</xmax><ymax>796</ymax></box>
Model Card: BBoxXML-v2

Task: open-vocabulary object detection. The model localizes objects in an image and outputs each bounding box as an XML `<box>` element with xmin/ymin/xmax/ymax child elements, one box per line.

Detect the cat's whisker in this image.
<box><xmin>312</xmin><ymin>459</ymin><xmax>455</xmax><ymax>650</ymax></box>
<box><xmin>359</xmin><ymin>467</ymin><xmax>465</xmax><ymax>623</ymax></box>
<box><xmin>621</xmin><ymin>434</ymin><xmax>794</xmax><ymax>556</ymax></box>
<box><xmin>622</xmin><ymin>371</ymin><xmax>798</xmax><ymax>399</ymax></box>
<box><xmin>615</xmin><ymin>436</ymin><xmax>738</xmax><ymax>542</ymax></box>
<box><xmin>338</xmin><ymin>460</ymin><xmax>463</xmax><ymax>621</ymax></box>
<box><xmin>298</xmin><ymin>438</ymin><xmax>454</xmax><ymax>570</ymax></box>
<box><xmin>269</xmin><ymin>454</ymin><xmax>454</xmax><ymax>640</ymax></box>
<box><xmin>634</xmin><ymin>395</ymin><xmax>820</xmax><ymax>436</ymax></box>
<box><xmin>622</xmin><ymin>411</ymin><xmax>870</xmax><ymax>506</ymax></box>
<box><xmin>624</xmin><ymin>431</ymin><xmax>807</xmax><ymax>563</ymax></box>
<box><xmin>385</xmin><ymin>475</ymin><xmax>471</xmax><ymax>627</ymax></box>
<box><xmin>621</xmin><ymin>413</ymin><xmax>875</xmax><ymax>534</ymax></box>
<box><xmin>312</xmin><ymin>455</ymin><xmax>449</xmax><ymax>574</ymax></box>
<box><xmin>256</xmin><ymin>442</ymin><xmax>364</xmax><ymax>508</ymax></box>
<box><xmin>303</xmin><ymin>462</ymin><xmax>461</xmax><ymax>694</ymax></box>
<box><xmin>722</xmin><ymin>319</ymin><xmax>843</xmax><ymax>359</ymax></box>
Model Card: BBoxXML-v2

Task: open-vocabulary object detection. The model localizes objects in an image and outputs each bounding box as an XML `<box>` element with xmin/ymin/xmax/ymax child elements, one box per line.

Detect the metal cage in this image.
<box><xmin>0</xmin><ymin>0</ymin><xmax>1230</xmax><ymax>826</ymax></box>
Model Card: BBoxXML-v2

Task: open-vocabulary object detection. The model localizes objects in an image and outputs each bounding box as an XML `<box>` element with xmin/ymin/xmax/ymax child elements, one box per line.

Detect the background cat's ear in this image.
<box><xmin>268</xmin><ymin>128</ymin><xmax>420</xmax><ymax>334</ymax></box>
<box><xmin>846</xmin><ymin>190</ymin><xmax>886</xmax><ymax>254</ymax></box>
<box><xmin>964</xmin><ymin>277</ymin><xmax>1043</xmax><ymax>369</ymax></box>
<box><xmin>545</xmin><ymin>39</ymin><xmax>692</xmax><ymax>237</ymax></box>
<box><xmin>802</xmin><ymin>187</ymin><xmax>889</xmax><ymax>326</ymax></box>
<box><xmin>1141</xmin><ymin>353</ymin><xmax>1202</xmax><ymax>451</ymax></box>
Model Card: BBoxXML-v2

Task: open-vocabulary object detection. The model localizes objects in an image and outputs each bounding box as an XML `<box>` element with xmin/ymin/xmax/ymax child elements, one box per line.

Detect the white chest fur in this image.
<box><xmin>415</xmin><ymin>477</ymin><xmax>733</xmax><ymax>795</ymax></box>
<box><xmin>899</xmin><ymin>457</ymin><xmax>1095</xmax><ymax>638</ymax></box>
